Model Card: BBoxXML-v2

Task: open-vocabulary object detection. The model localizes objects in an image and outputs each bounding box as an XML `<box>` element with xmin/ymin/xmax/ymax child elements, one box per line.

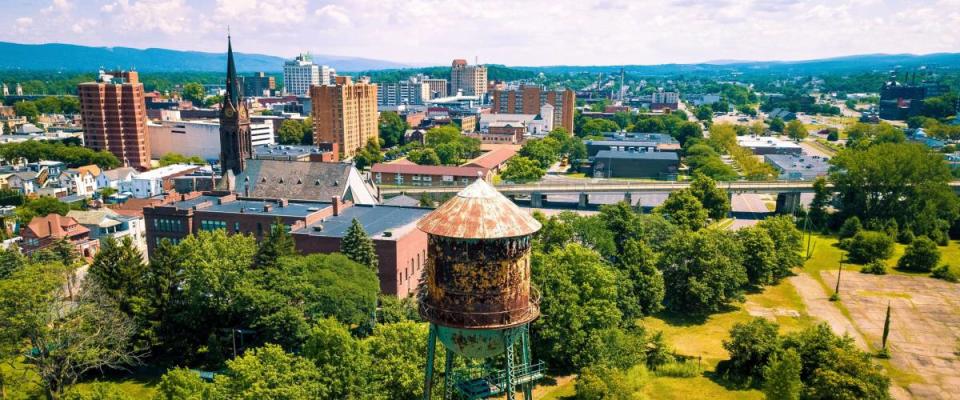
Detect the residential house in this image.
<box><xmin>58</xmin><ymin>165</ymin><xmax>101</xmax><ymax>197</ymax></box>
<box><xmin>68</xmin><ymin>209</ymin><xmax>148</xmax><ymax>258</ymax></box>
<box><xmin>20</xmin><ymin>214</ymin><xmax>100</xmax><ymax>259</ymax></box>
<box><xmin>97</xmin><ymin>167</ymin><xmax>138</xmax><ymax>190</ymax></box>
<box><xmin>119</xmin><ymin>164</ymin><xmax>200</xmax><ymax>199</ymax></box>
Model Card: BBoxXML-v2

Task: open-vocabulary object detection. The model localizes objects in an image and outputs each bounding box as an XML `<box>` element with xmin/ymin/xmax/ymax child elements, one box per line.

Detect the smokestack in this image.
<box><xmin>332</xmin><ymin>196</ymin><xmax>341</xmax><ymax>216</ymax></box>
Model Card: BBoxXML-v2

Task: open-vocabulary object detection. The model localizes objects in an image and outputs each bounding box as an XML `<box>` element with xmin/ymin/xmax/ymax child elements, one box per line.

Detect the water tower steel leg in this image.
<box><xmin>423</xmin><ymin>323</ymin><xmax>437</xmax><ymax>400</ymax></box>
<box><xmin>521</xmin><ymin>325</ymin><xmax>533</xmax><ymax>400</ymax></box>
<box><xmin>505</xmin><ymin>333</ymin><xmax>516</xmax><ymax>400</ymax></box>
<box><xmin>443</xmin><ymin>348</ymin><xmax>455</xmax><ymax>400</ymax></box>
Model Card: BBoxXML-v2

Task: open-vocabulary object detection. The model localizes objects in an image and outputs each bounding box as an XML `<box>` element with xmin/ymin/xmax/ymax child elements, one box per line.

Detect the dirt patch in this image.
<box><xmin>789</xmin><ymin>273</ymin><xmax>868</xmax><ymax>348</ymax></box>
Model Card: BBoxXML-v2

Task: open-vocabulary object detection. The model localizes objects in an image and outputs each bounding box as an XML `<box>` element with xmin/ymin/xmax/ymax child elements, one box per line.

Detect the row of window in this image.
<box><xmin>153</xmin><ymin>218</ymin><xmax>184</xmax><ymax>232</ymax></box>
<box><xmin>200</xmin><ymin>220</ymin><xmax>227</xmax><ymax>231</ymax></box>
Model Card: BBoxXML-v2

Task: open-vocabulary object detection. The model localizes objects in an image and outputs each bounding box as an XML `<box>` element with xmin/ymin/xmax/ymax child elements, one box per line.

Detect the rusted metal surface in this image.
<box><xmin>417</xmin><ymin>178</ymin><xmax>541</xmax><ymax>239</ymax></box>
<box><xmin>420</xmin><ymin>235</ymin><xmax>539</xmax><ymax>329</ymax></box>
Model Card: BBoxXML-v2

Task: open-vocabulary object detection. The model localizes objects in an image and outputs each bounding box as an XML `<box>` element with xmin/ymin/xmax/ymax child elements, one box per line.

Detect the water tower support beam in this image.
<box><xmin>505</xmin><ymin>335</ymin><xmax>516</xmax><ymax>400</ymax></box>
<box><xmin>521</xmin><ymin>326</ymin><xmax>533</xmax><ymax>400</ymax></box>
<box><xmin>443</xmin><ymin>348</ymin><xmax>455</xmax><ymax>400</ymax></box>
<box><xmin>423</xmin><ymin>323</ymin><xmax>437</xmax><ymax>400</ymax></box>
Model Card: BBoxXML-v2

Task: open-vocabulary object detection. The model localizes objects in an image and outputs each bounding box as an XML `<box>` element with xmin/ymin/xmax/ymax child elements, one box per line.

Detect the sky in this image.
<box><xmin>2</xmin><ymin>0</ymin><xmax>960</xmax><ymax>66</ymax></box>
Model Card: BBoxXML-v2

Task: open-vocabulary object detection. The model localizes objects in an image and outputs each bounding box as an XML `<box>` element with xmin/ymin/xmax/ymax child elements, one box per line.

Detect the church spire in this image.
<box><xmin>225</xmin><ymin>33</ymin><xmax>240</xmax><ymax>107</ymax></box>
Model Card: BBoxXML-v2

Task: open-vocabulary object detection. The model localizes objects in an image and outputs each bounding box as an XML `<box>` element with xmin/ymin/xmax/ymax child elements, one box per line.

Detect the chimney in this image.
<box><xmin>332</xmin><ymin>196</ymin><xmax>341</xmax><ymax>216</ymax></box>
<box><xmin>279</xmin><ymin>198</ymin><xmax>288</xmax><ymax>207</ymax></box>
<box><xmin>263</xmin><ymin>203</ymin><xmax>273</xmax><ymax>212</ymax></box>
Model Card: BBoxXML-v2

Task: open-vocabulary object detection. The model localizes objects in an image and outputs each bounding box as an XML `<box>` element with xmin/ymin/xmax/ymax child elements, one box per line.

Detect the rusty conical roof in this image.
<box><xmin>417</xmin><ymin>178</ymin><xmax>541</xmax><ymax>239</ymax></box>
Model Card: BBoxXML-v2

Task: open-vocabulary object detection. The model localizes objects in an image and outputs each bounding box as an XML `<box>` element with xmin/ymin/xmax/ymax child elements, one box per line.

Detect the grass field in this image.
<box><xmin>803</xmin><ymin>233</ymin><xmax>960</xmax><ymax>281</ymax></box>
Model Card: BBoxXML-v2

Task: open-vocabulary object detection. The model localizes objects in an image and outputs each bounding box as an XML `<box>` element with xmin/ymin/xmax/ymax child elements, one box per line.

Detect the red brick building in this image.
<box><xmin>20</xmin><ymin>214</ymin><xmax>100</xmax><ymax>260</ymax></box>
<box><xmin>491</xmin><ymin>85</ymin><xmax>576</xmax><ymax>133</ymax></box>
<box><xmin>78</xmin><ymin>70</ymin><xmax>151</xmax><ymax>170</ymax></box>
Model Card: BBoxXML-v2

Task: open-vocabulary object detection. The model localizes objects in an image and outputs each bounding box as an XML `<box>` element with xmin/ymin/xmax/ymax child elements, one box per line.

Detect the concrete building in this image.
<box><xmin>650</xmin><ymin>90</ymin><xmax>680</xmax><ymax>111</ymax></box>
<box><xmin>737</xmin><ymin>135</ymin><xmax>803</xmax><ymax>155</ymax></box>
<box><xmin>491</xmin><ymin>85</ymin><xmax>576</xmax><ymax>133</ymax></box>
<box><xmin>764</xmin><ymin>154</ymin><xmax>830</xmax><ymax>181</ymax></box>
<box><xmin>585</xmin><ymin>133</ymin><xmax>681</xmax><ymax>157</ymax></box>
<box><xmin>119</xmin><ymin>164</ymin><xmax>200</xmax><ymax>199</ymax></box>
<box><xmin>142</xmin><ymin>192</ymin><xmax>429</xmax><ymax>297</ymax></box>
<box><xmin>239</xmin><ymin>72</ymin><xmax>276</xmax><ymax>97</ymax></box>
<box><xmin>148</xmin><ymin>119</ymin><xmax>274</xmax><ymax>161</ymax></box>
<box><xmin>422</xmin><ymin>78</ymin><xmax>448</xmax><ymax>98</ymax></box>
<box><xmin>311</xmin><ymin>76</ymin><xmax>379</xmax><ymax>158</ymax></box>
<box><xmin>67</xmin><ymin>208</ymin><xmax>148</xmax><ymax>258</ymax></box>
<box><xmin>879</xmin><ymin>75</ymin><xmax>927</xmax><ymax>121</ymax></box>
<box><xmin>283</xmin><ymin>54</ymin><xmax>335</xmax><ymax>96</ymax></box>
<box><xmin>252</xmin><ymin>144</ymin><xmax>338</xmax><ymax>162</ymax></box>
<box><xmin>377</xmin><ymin>80</ymin><xmax>429</xmax><ymax>106</ymax></box>
<box><xmin>592</xmin><ymin>151</ymin><xmax>679</xmax><ymax>179</ymax></box>
<box><xmin>78</xmin><ymin>70</ymin><xmax>151</xmax><ymax>170</ymax></box>
<box><xmin>450</xmin><ymin>59</ymin><xmax>487</xmax><ymax>97</ymax></box>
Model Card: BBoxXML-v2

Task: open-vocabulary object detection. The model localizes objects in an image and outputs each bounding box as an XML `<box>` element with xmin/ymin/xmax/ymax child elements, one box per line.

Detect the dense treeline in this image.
<box><xmin>0</xmin><ymin>140</ymin><xmax>120</xmax><ymax>169</ymax></box>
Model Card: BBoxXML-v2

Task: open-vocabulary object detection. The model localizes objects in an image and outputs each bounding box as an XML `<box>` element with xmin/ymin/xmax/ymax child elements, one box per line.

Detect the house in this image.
<box><xmin>8</xmin><ymin>171</ymin><xmax>43</xmax><ymax>194</ymax></box>
<box><xmin>67</xmin><ymin>209</ymin><xmax>148</xmax><ymax>259</ymax></box>
<box><xmin>20</xmin><ymin>214</ymin><xmax>100</xmax><ymax>259</ymax></box>
<box><xmin>767</xmin><ymin>108</ymin><xmax>797</xmax><ymax>121</ymax></box>
<box><xmin>97</xmin><ymin>167</ymin><xmax>138</xmax><ymax>190</ymax></box>
<box><xmin>119</xmin><ymin>164</ymin><xmax>200</xmax><ymax>199</ymax></box>
<box><xmin>58</xmin><ymin>165</ymin><xmax>100</xmax><ymax>197</ymax></box>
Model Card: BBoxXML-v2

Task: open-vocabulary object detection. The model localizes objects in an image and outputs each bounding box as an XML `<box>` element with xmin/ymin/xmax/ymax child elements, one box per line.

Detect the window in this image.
<box><xmin>234</xmin><ymin>222</ymin><xmax>241</xmax><ymax>232</ymax></box>
<box><xmin>200</xmin><ymin>220</ymin><xmax>226</xmax><ymax>231</ymax></box>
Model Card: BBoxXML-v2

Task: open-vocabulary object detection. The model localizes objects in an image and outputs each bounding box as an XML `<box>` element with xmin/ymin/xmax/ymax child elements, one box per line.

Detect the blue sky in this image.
<box><xmin>3</xmin><ymin>0</ymin><xmax>959</xmax><ymax>66</ymax></box>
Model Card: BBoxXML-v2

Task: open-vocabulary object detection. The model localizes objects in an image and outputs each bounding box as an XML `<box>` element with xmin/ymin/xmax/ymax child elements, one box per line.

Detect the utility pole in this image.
<box><xmin>830</xmin><ymin>254</ymin><xmax>843</xmax><ymax>301</ymax></box>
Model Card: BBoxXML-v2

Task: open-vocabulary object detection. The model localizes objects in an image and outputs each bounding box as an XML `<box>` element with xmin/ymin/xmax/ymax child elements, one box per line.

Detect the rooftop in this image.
<box><xmin>197</xmin><ymin>198</ymin><xmax>331</xmax><ymax>218</ymax></box>
<box><xmin>253</xmin><ymin>144</ymin><xmax>324</xmax><ymax>158</ymax></box>
<box><xmin>594</xmin><ymin>150</ymin><xmax>679</xmax><ymax>160</ymax></box>
<box><xmin>764</xmin><ymin>154</ymin><xmax>831</xmax><ymax>180</ymax></box>
<box><xmin>417</xmin><ymin>179</ymin><xmax>541</xmax><ymax>239</ymax></box>
<box><xmin>737</xmin><ymin>135</ymin><xmax>802</xmax><ymax>149</ymax></box>
<box><xmin>294</xmin><ymin>204</ymin><xmax>431</xmax><ymax>239</ymax></box>
<box><xmin>371</xmin><ymin>162</ymin><xmax>487</xmax><ymax>177</ymax></box>
<box><xmin>136</xmin><ymin>164</ymin><xmax>199</xmax><ymax>180</ymax></box>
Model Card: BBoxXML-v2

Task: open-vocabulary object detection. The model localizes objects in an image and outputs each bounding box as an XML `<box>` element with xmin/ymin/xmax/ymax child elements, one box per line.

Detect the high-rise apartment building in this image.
<box><xmin>377</xmin><ymin>81</ymin><xmax>429</xmax><ymax>106</ymax></box>
<box><xmin>78</xmin><ymin>70</ymin><xmax>151</xmax><ymax>170</ymax></box>
<box><xmin>491</xmin><ymin>85</ymin><xmax>576</xmax><ymax>133</ymax></box>
<box><xmin>422</xmin><ymin>78</ymin><xmax>448</xmax><ymax>99</ymax></box>
<box><xmin>449</xmin><ymin>59</ymin><xmax>487</xmax><ymax>97</ymax></box>
<box><xmin>240</xmin><ymin>72</ymin><xmax>276</xmax><ymax>97</ymax></box>
<box><xmin>311</xmin><ymin>76</ymin><xmax>378</xmax><ymax>158</ymax></box>
<box><xmin>283</xmin><ymin>54</ymin><xmax>336</xmax><ymax>96</ymax></box>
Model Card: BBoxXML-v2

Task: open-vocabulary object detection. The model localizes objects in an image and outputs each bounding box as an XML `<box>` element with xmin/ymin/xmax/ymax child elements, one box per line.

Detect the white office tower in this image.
<box><xmin>283</xmin><ymin>53</ymin><xmax>336</xmax><ymax>96</ymax></box>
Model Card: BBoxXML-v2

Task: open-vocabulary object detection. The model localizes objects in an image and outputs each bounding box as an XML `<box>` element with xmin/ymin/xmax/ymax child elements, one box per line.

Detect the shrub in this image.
<box><xmin>930</xmin><ymin>229</ymin><xmax>950</xmax><ymax>246</ymax></box>
<box><xmin>932</xmin><ymin>264</ymin><xmax>958</xmax><ymax>283</ymax></box>
<box><xmin>722</xmin><ymin>318</ymin><xmax>781</xmax><ymax>380</ymax></box>
<box><xmin>576</xmin><ymin>364</ymin><xmax>648</xmax><ymax>400</ymax></box>
<box><xmin>654</xmin><ymin>359</ymin><xmax>702</xmax><ymax>378</ymax></box>
<box><xmin>897</xmin><ymin>236</ymin><xmax>940</xmax><ymax>272</ymax></box>
<box><xmin>861</xmin><ymin>260</ymin><xmax>887</xmax><ymax>275</ymax></box>
<box><xmin>846</xmin><ymin>231</ymin><xmax>894</xmax><ymax>264</ymax></box>
<box><xmin>896</xmin><ymin>229</ymin><xmax>915</xmax><ymax>245</ymax></box>
<box><xmin>838</xmin><ymin>216</ymin><xmax>862</xmax><ymax>239</ymax></box>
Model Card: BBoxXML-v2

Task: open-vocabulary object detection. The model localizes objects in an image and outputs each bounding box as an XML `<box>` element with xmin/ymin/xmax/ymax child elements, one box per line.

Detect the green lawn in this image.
<box><xmin>803</xmin><ymin>233</ymin><xmax>960</xmax><ymax>280</ymax></box>
<box><xmin>1</xmin><ymin>360</ymin><xmax>161</xmax><ymax>400</ymax></box>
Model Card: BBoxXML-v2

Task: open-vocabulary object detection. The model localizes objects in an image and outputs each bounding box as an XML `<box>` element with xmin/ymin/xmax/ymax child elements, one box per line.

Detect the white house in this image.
<box><xmin>67</xmin><ymin>209</ymin><xmax>149</xmax><ymax>259</ymax></box>
<box><xmin>8</xmin><ymin>171</ymin><xmax>42</xmax><ymax>194</ymax></box>
<box><xmin>119</xmin><ymin>164</ymin><xmax>199</xmax><ymax>199</ymax></box>
<box><xmin>97</xmin><ymin>167</ymin><xmax>138</xmax><ymax>190</ymax></box>
<box><xmin>57</xmin><ymin>165</ymin><xmax>100</xmax><ymax>197</ymax></box>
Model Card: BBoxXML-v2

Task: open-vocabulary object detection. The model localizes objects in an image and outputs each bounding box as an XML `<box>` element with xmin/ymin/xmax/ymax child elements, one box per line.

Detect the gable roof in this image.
<box><xmin>25</xmin><ymin>214</ymin><xmax>88</xmax><ymax>239</ymax></box>
<box><xmin>462</xmin><ymin>147</ymin><xmax>518</xmax><ymax>170</ymax></box>
<box><xmin>76</xmin><ymin>165</ymin><xmax>102</xmax><ymax>177</ymax></box>
<box><xmin>101</xmin><ymin>167</ymin><xmax>138</xmax><ymax>181</ymax></box>
<box><xmin>67</xmin><ymin>209</ymin><xmax>123</xmax><ymax>228</ymax></box>
<box><xmin>234</xmin><ymin>159</ymin><xmax>353</xmax><ymax>201</ymax></box>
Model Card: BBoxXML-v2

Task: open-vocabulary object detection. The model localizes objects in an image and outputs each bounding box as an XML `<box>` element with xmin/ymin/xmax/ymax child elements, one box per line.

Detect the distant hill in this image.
<box><xmin>0</xmin><ymin>42</ymin><xmax>410</xmax><ymax>72</ymax></box>
<box><xmin>514</xmin><ymin>53</ymin><xmax>960</xmax><ymax>76</ymax></box>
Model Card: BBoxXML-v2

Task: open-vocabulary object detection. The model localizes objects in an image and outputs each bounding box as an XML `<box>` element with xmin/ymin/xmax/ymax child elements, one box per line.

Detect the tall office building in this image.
<box><xmin>239</xmin><ymin>72</ymin><xmax>276</xmax><ymax>97</ymax></box>
<box><xmin>219</xmin><ymin>36</ymin><xmax>253</xmax><ymax>175</ymax></box>
<box><xmin>283</xmin><ymin>54</ymin><xmax>336</xmax><ymax>96</ymax></box>
<box><xmin>311</xmin><ymin>76</ymin><xmax>378</xmax><ymax>158</ymax></box>
<box><xmin>422</xmin><ymin>78</ymin><xmax>448</xmax><ymax>99</ymax></box>
<box><xmin>450</xmin><ymin>59</ymin><xmax>487</xmax><ymax>97</ymax></box>
<box><xmin>491</xmin><ymin>85</ymin><xmax>576</xmax><ymax>133</ymax></box>
<box><xmin>377</xmin><ymin>79</ymin><xmax>429</xmax><ymax>106</ymax></box>
<box><xmin>78</xmin><ymin>70</ymin><xmax>151</xmax><ymax>170</ymax></box>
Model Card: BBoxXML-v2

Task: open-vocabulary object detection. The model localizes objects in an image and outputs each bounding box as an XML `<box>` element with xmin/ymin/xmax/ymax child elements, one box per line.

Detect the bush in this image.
<box><xmin>838</xmin><ymin>216</ymin><xmax>862</xmax><ymax>239</ymax></box>
<box><xmin>932</xmin><ymin>264</ymin><xmax>958</xmax><ymax>283</ymax></box>
<box><xmin>861</xmin><ymin>260</ymin><xmax>887</xmax><ymax>275</ymax></box>
<box><xmin>896</xmin><ymin>229</ymin><xmax>915</xmax><ymax>245</ymax></box>
<box><xmin>846</xmin><ymin>231</ymin><xmax>894</xmax><ymax>264</ymax></box>
<box><xmin>897</xmin><ymin>236</ymin><xmax>941</xmax><ymax>272</ymax></box>
<box><xmin>722</xmin><ymin>318</ymin><xmax>781</xmax><ymax>380</ymax></box>
<box><xmin>576</xmin><ymin>364</ymin><xmax>648</xmax><ymax>400</ymax></box>
<box><xmin>654</xmin><ymin>360</ymin><xmax>702</xmax><ymax>378</ymax></box>
<box><xmin>930</xmin><ymin>229</ymin><xmax>950</xmax><ymax>246</ymax></box>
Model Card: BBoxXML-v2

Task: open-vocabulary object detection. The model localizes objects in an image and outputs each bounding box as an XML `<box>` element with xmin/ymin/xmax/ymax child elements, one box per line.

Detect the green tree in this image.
<box><xmin>378</xmin><ymin>111</ymin><xmax>407</xmax><ymax>148</ymax></box>
<box><xmin>14</xmin><ymin>101</ymin><xmax>39</xmax><ymax>121</ymax></box>
<box><xmin>364</xmin><ymin>321</ymin><xmax>432</xmax><ymax>400</ymax></box>
<box><xmin>896</xmin><ymin>236</ymin><xmax>940</xmax><ymax>272</ymax></box>
<box><xmin>158</xmin><ymin>152</ymin><xmax>204</xmax><ymax>166</ymax></box>
<box><xmin>689</xmin><ymin>172</ymin><xmax>731</xmax><ymax>220</ymax></box>
<box><xmin>769</xmin><ymin>117</ymin><xmax>785</xmax><ymax>133</ymax></box>
<box><xmin>655</xmin><ymin>190</ymin><xmax>709</xmax><ymax>231</ymax></box>
<box><xmin>88</xmin><ymin>236</ymin><xmax>147</xmax><ymax>316</ymax></box>
<box><xmin>658</xmin><ymin>229</ymin><xmax>747</xmax><ymax>314</ymax></box>
<box><xmin>736</xmin><ymin>226</ymin><xmax>779</xmax><ymax>286</ymax></box>
<box><xmin>212</xmin><ymin>344</ymin><xmax>325</xmax><ymax>399</ymax></box>
<box><xmin>674</xmin><ymin>121</ymin><xmax>704</xmax><ymax>147</ymax></box>
<box><xmin>532</xmin><ymin>244</ymin><xmax>623</xmax><ymax>372</ymax></box>
<box><xmin>579</xmin><ymin>118</ymin><xmax>619</xmax><ymax>137</ymax></box>
<box><xmin>407</xmin><ymin>148</ymin><xmax>441</xmax><ymax>165</ymax></box>
<box><xmin>615</xmin><ymin>239</ymin><xmax>665</xmax><ymax>317</ymax></box>
<box><xmin>838</xmin><ymin>216</ymin><xmax>862</xmax><ymax>239</ymax></box>
<box><xmin>302</xmin><ymin>317</ymin><xmax>370</xmax><ymax>399</ymax></box>
<box><xmin>762</xmin><ymin>348</ymin><xmax>802</xmax><ymax>400</ymax></box>
<box><xmin>277</xmin><ymin>119</ymin><xmax>309</xmax><ymax>145</ymax></box>
<box><xmin>845</xmin><ymin>231</ymin><xmax>894</xmax><ymax>264</ymax></box>
<box><xmin>255</xmin><ymin>219</ymin><xmax>297</xmax><ymax>269</ymax></box>
<box><xmin>156</xmin><ymin>368</ymin><xmax>212</xmax><ymax>400</ymax></box>
<box><xmin>519</xmin><ymin>137</ymin><xmax>562</xmax><ymax>169</ymax></box>
<box><xmin>353</xmin><ymin>137</ymin><xmax>383</xmax><ymax>170</ymax></box>
<box><xmin>340</xmin><ymin>218</ymin><xmax>379</xmax><ymax>271</ymax></box>
<box><xmin>780</xmin><ymin>324</ymin><xmax>889</xmax><ymax>400</ymax></box>
<box><xmin>757</xmin><ymin>215</ymin><xmax>805</xmax><ymax>279</ymax></box>
<box><xmin>809</xmin><ymin>177</ymin><xmax>831</xmax><ymax>229</ymax></box>
<box><xmin>0</xmin><ymin>246</ymin><xmax>26</xmax><ymax>279</ymax></box>
<box><xmin>575</xmin><ymin>364</ymin><xmax>647</xmax><ymax>400</ymax></box>
<box><xmin>723</xmin><ymin>318</ymin><xmax>781</xmax><ymax>380</ymax></box>
<box><xmin>500</xmin><ymin>156</ymin><xmax>546</xmax><ymax>183</ymax></box>
<box><xmin>181</xmin><ymin>82</ymin><xmax>206</xmax><ymax>105</ymax></box>
<box><xmin>785</xmin><ymin>120</ymin><xmax>808</xmax><ymax>141</ymax></box>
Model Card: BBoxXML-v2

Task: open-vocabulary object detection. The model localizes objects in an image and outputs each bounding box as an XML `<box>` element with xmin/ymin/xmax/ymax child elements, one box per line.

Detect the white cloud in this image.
<box><xmin>14</xmin><ymin>17</ymin><xmax>33</xmax><ymax>33</ymax></box>
<box><xmin>105</xmin><ymin>0</ymin><xmax>194</xmax><ymax>35</ymax></box>
<box><xmin>41</xmin><ymin>0</ymin><xmax>73</xmax><ymax>15</ymax></box>
<box><xmin>314</xmin><ymin>4</ymin><xmax>351</xmax><ymax>26</ymax></box>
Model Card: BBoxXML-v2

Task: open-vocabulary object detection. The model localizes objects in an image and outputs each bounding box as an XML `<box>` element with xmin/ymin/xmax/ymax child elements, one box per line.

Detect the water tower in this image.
<box><xmin>418</xmin><ymin>179</ymin><xmax>544</xmax><ymax>400</ymax></box>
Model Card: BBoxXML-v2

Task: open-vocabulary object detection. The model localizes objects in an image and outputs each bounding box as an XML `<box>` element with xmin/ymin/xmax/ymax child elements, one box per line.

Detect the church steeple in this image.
<box><xmin>219</xmin><ymin>33</ymin><xmax>252</xmax><ymax>176</ymax></box>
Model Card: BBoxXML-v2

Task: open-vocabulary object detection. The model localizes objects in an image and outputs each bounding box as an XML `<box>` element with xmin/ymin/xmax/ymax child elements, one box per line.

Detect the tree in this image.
<box><xmin>353</xmin><ymin>137</ymin><xmax>383</xmax><ymax>170</ymax></box>
<box><xmin>575</xmin><ymin>364</ymin><xmax>647</xmax><ymax>400</ymax></box>
<box><xmin>762</xmin><ymin>348</ymin><xmax>802</xmax><ymax>400</ymax></box>
<box><xmin>750</xmin><ymin>120</ymin><xmax>767</xmax><ymax>136</ymax></box>
<box><xmin>532</xmin><ymin>244</ymin><xmax>622</xmax><ymax>372</ymax></box>
<box><xmin>723</xmin><ymin>318</ymin><xmax>781</xmax><ymax>380</ymax></box>
<box><xmin>845</xmin><ymin>231</ymin><xmax>894</xmax><ymax>264</ymax></box>
<box><xmin>423</xmin><ymin>125</ymin><xmax>480</xmax><ymax>164</ymax></box>
<box><xmin>736</xmin><ymin>226</ymin><xmax>779</xmax><ymax>286</ymax></box>
<box><xmin>838</xmin><ymin>216</ymin><xmax>862</xmax><ymax>239</ymax></box>
<box><xmin>378</xmin><ymin>111</ymin><xmax>407</xmax><ymax>148</ymax></box>
<box><xmin>769</xmin><ymin>117</ymin><xmax>785</xmax><ymax>133</ymax></box>
<box><xmin>844</xmin><ymin>122</ymin><xmax>905</xmax><ymax>150</ymax></box>
<box><xmin>212</xmin><ymin>344</ymin><xmax>325</xmax><ymax>399</ymax></box>
<box><xmin>0</xmin><ymin>246</ymin><xmax>26</xmax><ymax>279</ymax></box>
<box><xmin>88</xmin><ymin>236</ymin><xmax>147</xmax><ymax>316</ymax></box>
<box><xmin>14</xmin><ymin>101</ymin><xmax>39</xmax><ymax>121</ymax></box>
<box><xmin>615</xmin><ymin>239</ymin><xmax>665</xmax><ymax>318</ymax></box>
<box><xmin>277</xmin><ymin>119</ymin><xmax>310</xmax><ymax>145</ymax></box>
<box><xmin>518</xmin><ymin>138</ymin><xmax>562</xmax><ymax>169</ymax></box>
<box><xmin>809</xmin><ymin>177</ymin><xmax>831</xmax><ymax>229</ymax></box>
<box><xmin>896</xmin><ymin>236</ymin><xmax>940</xmax><ymax>272</ymax></box>
<box><xmin>407</xmin><ymin>148</ymin><xmax>441</xmax><ymax>166</ymax></box>
<box><xmin>579</xmin><ymin>118</ymin><xmax>619</xmax><ymax>137</ymax></box>
<box><xmin>0</xmin><ymin>264</ymin><xmax>141</xmax><ymax>399</ymax></box>
<box><xmin>655</xmin><ymin>190</ymin><xmax>709</xmax><ymax>231</ymax></box>
<box><xmin>785</xmin><ymin>120</ymin><xmax>808</xmax><ymax>141</ymax></box>
<box><xmin>0</xmin><ymin>188</ymin><xmax>25</xmax><ymax>206</ymax></box>
<box><xmin>340</xmin><ymin>218</ymin><xmax>378</xmax><ymax>271</ymax></box>
<box><xmin>689</xmin><ymin>172</ymin><xmax>731</xmax><ymax>220</ymax></box>
<box><xmin>365</xmin><ymin>321</ymin><xmax>432</xmax><ymax>400</ymax></box>
<box><xmin>781</xmin><ymin>324</ymin><xmax>889</xmax><ymax>399</ymax></box>
<box><xmin>674</xmin><ymin>122</ymin><xmax>704</xmax><ymax>147</ymax></box>
<box><xmin>658</xmin><ymin>229</ymin><xmax>747</xmax><ymax>314</ymax></box>
<box><xmin>255</xmin><ymin>219</ymin><xmax>297</xmax><ymax>269</ymax></box>
<box><xmin>302</xmin><ymin>318</ymin><xmax>370</xmax><ymax>399</ymax></box>
<box><xmin>181</xmin><ymin>82</ymin><xmax>206</xmax><ymax>105</ymax></box>
<box><xmin>500</xmin><ymin>156</ymin><xmax>545</xmax><ymax>183</ymax></box>
<box><xmin>757</xmin><ymin>215</ymin><xmax>805</xmax><ymax>279</ymax></box>
<box><xmin>156</xmin><ymin>368</ymin><xmax>212</xmax><ymax>400</ymax></box>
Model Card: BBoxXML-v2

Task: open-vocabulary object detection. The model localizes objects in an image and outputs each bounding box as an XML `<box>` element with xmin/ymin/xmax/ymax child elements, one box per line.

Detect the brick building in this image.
<box><xmin>311</xmin><ymin>76</ymin><xmax>378</xmax><ymax>158</ymax></box>
<box><xmin>78</xmin><ymin>70</ymin><xmax>151</xmax><ymax>170</ymax></box>
<box><xmin>491</xmin><ymin>85</ymin><xmax>576</xmax><ymax>133</ymax></box>
<box><xmin>450</xmin><ymin>59</ymin><xmax>487</xmax><ymax>97</ymax></box>
<box><xmin>20</xmin><ymin>214</ymin><xmax>100</xmax><ymax>259</ymax></box>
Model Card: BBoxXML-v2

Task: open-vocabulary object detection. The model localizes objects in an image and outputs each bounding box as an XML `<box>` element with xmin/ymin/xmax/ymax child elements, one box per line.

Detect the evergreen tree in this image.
<box><xmin>88</xmin><ymin>236</ymin><xmax>147</xmax><ymax>315</ymax></box>
<box><xmin>340</xmin><ymin>218</ymin><xmax>378</xmax><ymax>271</ymax></box>
<box><xmin>762</xmin><ymin>348</ymin><xmax>802</xmax><ymax>400</ymax></box>
<box><xmin>256</xmin><ymin>219</ymin><xmax>297</xmax><ymax>268</ymax></box>
<box><xmin>0</xmin><ymin>246</ymin><xmax>26</xmax><ymax>279</ymax></box>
